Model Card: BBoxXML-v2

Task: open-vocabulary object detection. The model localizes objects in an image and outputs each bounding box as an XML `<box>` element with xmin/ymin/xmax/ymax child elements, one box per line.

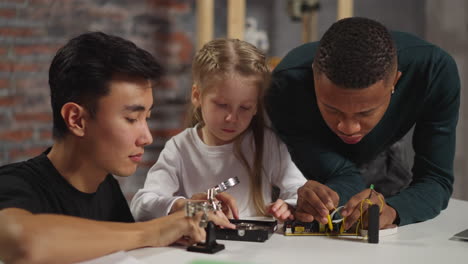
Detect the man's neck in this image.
<box><xmin>47</xmin><ymin>139</ymin><xmax>108</xmax><ymax>193</ymax></box>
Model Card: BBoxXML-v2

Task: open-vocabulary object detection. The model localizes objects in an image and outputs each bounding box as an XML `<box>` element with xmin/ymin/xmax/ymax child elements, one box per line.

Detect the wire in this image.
<box><xmin>356</xmin><ymin>184</ymin><xmax>384</xmax><ymax>233</ymax></box>
<box><xmin>326</xmin><ymin>185</ymin><xmax>383</xmax><ymax>236</ymax></box>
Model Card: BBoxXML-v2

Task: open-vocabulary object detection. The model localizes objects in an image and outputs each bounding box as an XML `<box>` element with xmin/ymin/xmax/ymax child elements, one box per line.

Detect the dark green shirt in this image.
<box><xmin>266</xmin><ymin>31</ymin><xmax>460</xmax><ymax>226</ymax></box>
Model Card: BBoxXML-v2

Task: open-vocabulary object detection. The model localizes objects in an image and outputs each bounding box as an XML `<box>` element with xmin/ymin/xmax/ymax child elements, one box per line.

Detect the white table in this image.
<box><xmin>126</xmin><ymin>198</ymin><xmax>468</xmax><ymax>264</ymax></box>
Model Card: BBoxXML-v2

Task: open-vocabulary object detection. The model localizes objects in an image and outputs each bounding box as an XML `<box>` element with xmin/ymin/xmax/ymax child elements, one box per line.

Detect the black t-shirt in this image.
<box><xmin>0</xmin><ymin>150</ymin><xmax>134</xmax><ymax>222</ymax></box>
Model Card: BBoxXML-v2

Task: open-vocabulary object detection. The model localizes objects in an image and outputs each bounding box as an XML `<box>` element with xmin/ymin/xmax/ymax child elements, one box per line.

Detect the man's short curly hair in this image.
<box><xmin>313</xmin><ymin>17</ymin><xmax>397</xmax><ymax>89</ymax></box>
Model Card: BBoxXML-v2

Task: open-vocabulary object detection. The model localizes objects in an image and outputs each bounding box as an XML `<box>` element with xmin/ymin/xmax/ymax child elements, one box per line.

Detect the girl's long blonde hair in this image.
<box><xmin>188</xmin><ymin>39</ymin><xmax>270</xmax><ymax>215</ymax></box>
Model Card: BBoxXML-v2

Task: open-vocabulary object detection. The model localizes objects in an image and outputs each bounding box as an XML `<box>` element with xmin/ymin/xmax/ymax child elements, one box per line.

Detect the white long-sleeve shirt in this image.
<box><xmin>130</xmin><ymin>126</ymin><xmax>307</xmax><ymax>221</ymax></box>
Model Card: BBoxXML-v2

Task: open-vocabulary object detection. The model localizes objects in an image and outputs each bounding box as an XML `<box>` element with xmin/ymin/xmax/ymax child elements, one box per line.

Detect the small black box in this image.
<box><xmin>215</xmin><ymin>219</ymin><xmax>277</xmax><ymax>242</ymax></box>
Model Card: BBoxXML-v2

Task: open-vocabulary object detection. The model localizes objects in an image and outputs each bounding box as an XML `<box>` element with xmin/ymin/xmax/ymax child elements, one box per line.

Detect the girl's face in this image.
<box><xmin>192</xmin><ymin>75</ymin><xmax>259</xmax><ymax>146</ymax></box>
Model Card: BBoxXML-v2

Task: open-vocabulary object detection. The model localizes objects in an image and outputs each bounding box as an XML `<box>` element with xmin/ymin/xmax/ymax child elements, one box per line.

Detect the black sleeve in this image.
<box><xmin>386</xmin><ymin>48</ymin><xmax>460</xmax><ymax>225</ymax></box>
<box><xmin>0</xmin><ymin>171</ymin><xmax>42</xmax><ymax>213</ymax></box>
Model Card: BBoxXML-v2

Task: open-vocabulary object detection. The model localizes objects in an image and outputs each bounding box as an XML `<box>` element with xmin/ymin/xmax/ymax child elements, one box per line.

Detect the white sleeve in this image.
<box><xmin>130</xmin><ymin>139</ymin><xmax>186</xmax><ymax>221</ymax></box>
<box><xmin>266</xmin><ymin>131</ymin><xmax>307</xmax><ymax>207</ymax></box>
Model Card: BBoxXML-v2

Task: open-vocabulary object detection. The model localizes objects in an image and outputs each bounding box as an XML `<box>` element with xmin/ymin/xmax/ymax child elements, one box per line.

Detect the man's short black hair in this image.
<box><xmin>49</xmin><ymin>32</ymin><xmax>163</xmax><ymax>139</ymax></box>
<box><xmin>313</xmin><ymin>17</ymin><xmax>396</xmax><ymax>89</ymax></box>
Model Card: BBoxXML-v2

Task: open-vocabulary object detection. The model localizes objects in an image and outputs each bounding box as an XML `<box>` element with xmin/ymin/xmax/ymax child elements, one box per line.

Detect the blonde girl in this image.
<box><xmin>130</xmin><ymin>39</ymin><xmax>306</xmax><ymax>221</ymax></box>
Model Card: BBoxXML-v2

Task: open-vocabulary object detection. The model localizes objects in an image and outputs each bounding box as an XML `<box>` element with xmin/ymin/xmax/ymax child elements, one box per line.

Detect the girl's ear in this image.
<box><xmin>191</xmin><ymin>84</ymin><xmax>201</xmax><ymax>107</ymax></box>
<box><xmin>61</xmin><ymin>102</ymin><xmax>87</xmax><ymax>137</ymax></box>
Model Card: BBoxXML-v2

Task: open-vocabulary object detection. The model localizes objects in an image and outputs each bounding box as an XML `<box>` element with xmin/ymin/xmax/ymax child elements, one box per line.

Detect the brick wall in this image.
<box><xmin>0</xmin><ymin>0</ymin><xmax>194</xmax><ymax>199</ymax></box>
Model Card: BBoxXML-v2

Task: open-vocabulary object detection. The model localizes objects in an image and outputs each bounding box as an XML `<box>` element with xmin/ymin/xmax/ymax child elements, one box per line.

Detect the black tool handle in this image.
<box><xmin>368</xmin><ymin>204</ymin><xmax>379</xmax><ymax>244</ymax></box>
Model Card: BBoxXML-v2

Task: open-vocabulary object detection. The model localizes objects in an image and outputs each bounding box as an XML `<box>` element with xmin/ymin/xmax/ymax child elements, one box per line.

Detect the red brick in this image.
<box><xmin>40</xmin><ymin>129</ymin><xmax>52</xmax><ymax>140</ymax></box>
<box><xmin>0</xmin><ymin>96</ymin><xmax>19</xmax><ymax>106</ymax></box>
<box><xmin>0</xmin><ymin>79</ymin><xmax>9</xmax><ymax>89</ymax></box>
<box><xmin>150</xmin><ymin>128</ymin><xmax>183</xmax><ymax>139</ymax></box>
<box><xmin>0</xmin><ymin>62</ymin><xmax>12</xmax><ymax>72</ymax></box>
<box><xmin>0</xmin><ymin>62</ymin><xmax>45</xmax><ymax>73</ymax></box>
<box><xmin>15</xmin><ymin>112</ymin><xmax>52</xmax><ymax>123</ymax></box>
<box><xmin>13</xmin><ymin>62</ymin><xmax>42</xmax><ymax>72</ymax></box>
<box><xmin>14</xmin><ymin>44</ymin><xmax>60</xmax><ymax>56</ymax></box>
<box><xmin>0</xmin><ymin>27</ymin><xmax>36</xmax><ymax>37</ymax></box>
<box><xmin>30</xmin><ymin>0</ymin><xmax>55</xmax><ymax>5</ymax></box>
<box><xmin>0</xmin><ymin>130</ymin><xmax>33</xmax><ymax>142</ymax></box>
<box><xmin>10</xmin><ymin>146</ymin><xmax>45</xmax><ymax>161</ymax></box>
<box><xmin>2</xmin><ymin>0</ymin><xmax>26</xmax><ymax>3</ymax></box>
<box><xmin>16</xmin><ymin>78</ymin><xmax>48</xmax><ymax>90</ymax></box>
<box><xmin>19</xmin><ymin>7</ymin><xmax>57</xmax><ymax>21</ymax></box>
<box><xmin>0</xmin><ymin>112</ymin><xmax>8</xmax><ymax>123</ymax></box>
<box><xmin>156</xmin><ymin>32</ymin><xmax>193</xmax><ymax>62</ymax></box>
<box><xmin>158</xmin><ymin>76</ymin><xmax>176</xmax><ymax>89</ymax></box>
<box><xmin>0</xmin><ymin>9</ymin><xmax>16</xmax><ymax>18</ymax></box>
<box><xmin>0</xmin><ymin>47</ymin><xmax>7</xmax><ymax>56</ymax></box>
<box><xmin>88</xmin><ymin>9</ymin><xmax>124</xmax><ymax>21</ymax></box>
<box><xmin>146</xmin><ymin>0</ymin><xmax>189</xmax><ymax>12</ymax></box>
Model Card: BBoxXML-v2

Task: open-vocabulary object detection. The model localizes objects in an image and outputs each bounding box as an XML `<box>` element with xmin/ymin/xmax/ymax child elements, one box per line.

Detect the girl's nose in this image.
<box><xmin>225</xmin><ymin>111</ymin><xmax>238</xmax><ymax>122</ymax></box>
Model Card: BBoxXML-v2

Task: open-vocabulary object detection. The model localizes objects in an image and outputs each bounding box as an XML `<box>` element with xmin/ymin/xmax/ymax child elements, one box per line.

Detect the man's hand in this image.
<box><xmin>341</xmin><ymin>188</ymin><xmax>398</xmax><ymax>230</ymax></box>
<box><xmin>295</xmin><ymin>180</ymin><xmax>339</xmax><ymax>224</ymax></box>
<box><xmin>154</xmin><ymin>209</ymin><xmax>236</xmax><ymax>247</ymax></box>
<box><xmin>267</xmin><ymin>199</ymin><xmax>294</xmax><ymax>221</ymax></box>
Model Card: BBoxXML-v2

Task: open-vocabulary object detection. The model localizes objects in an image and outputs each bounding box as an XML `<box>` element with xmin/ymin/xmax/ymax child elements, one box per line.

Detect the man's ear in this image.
<box><xmin>191</xmin><ymin>84</ymin><xmax>201</xmax><ymax>107</ymax></box>
<box><xmin>393</xmin><ymin>71</ymin><xmax>402</xmax><ymax>86</ymax></box>
<box><xmin>61</xmin><ymin>102</ymin><xmax>87</xmax><ymax>137</ymax></box>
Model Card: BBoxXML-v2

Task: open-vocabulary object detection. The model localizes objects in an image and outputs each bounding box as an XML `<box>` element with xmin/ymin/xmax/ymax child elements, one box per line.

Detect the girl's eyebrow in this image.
<box><xmin>212</xmin><ymin>96</ymin><xmax>256</xmax><ymax>102</ymax></box>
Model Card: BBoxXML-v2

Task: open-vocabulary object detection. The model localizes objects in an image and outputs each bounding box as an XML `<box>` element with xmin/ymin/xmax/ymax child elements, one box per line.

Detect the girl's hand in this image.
<box><xmin>267</xmin><ymin>199</ymin><xmax>294</xmax><ymax>221</ymax></box>
<box><xmin>214</xmin><ymin>192</ymin><xmax>239</xmax><ymax>220</ymax></box>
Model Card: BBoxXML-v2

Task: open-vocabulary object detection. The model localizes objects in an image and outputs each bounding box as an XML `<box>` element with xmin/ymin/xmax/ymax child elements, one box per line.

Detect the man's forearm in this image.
<box><xmin>0</xmin><ymin>212</ymin><xmax>25</xmax><ymax>264</ymax></box>
<box><xmin>386</xmin><ymin>183</ymin><xmax>450</xmax><ymax>226</ymax></box>
<box><xmin>1</xmin><ymin>208</ymin><xmax>150</xmax><ymax>264</ymax></box>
